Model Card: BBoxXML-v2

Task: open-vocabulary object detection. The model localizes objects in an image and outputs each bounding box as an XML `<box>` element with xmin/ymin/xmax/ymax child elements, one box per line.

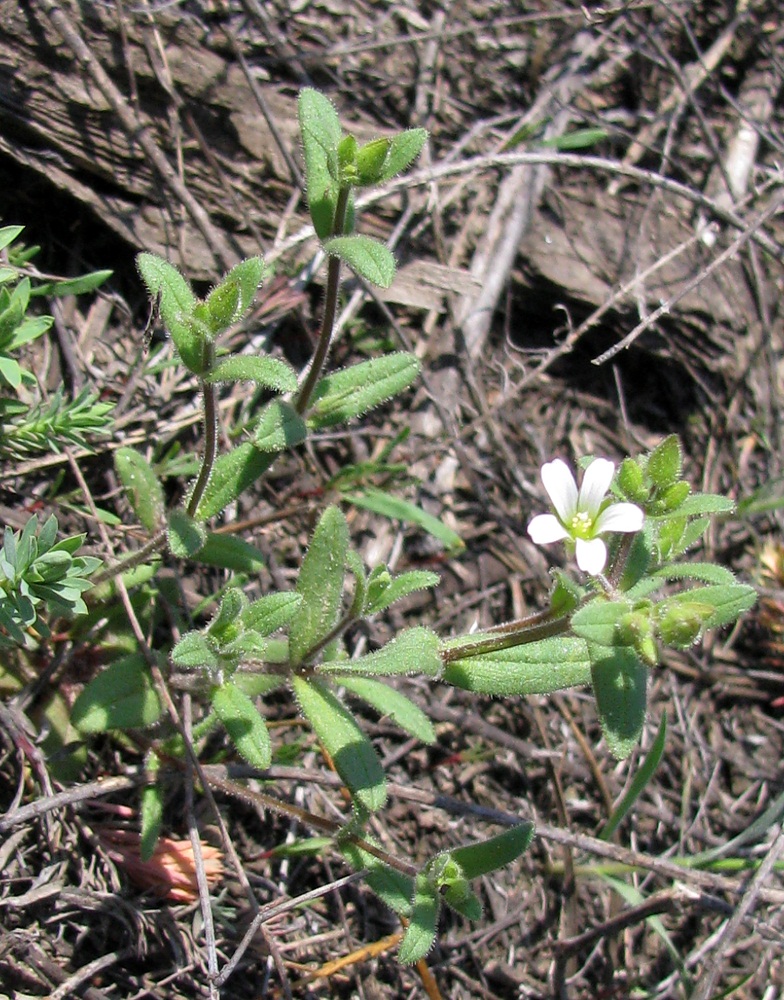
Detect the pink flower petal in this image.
<box><xmin>578</xmin><ymin>458</ymin><xmax>615</xmax><ymax>517</ymax></box>
<box><xmin>541</xmin><ymin>459</ymin><xmax>578</xmax><ymax>523</ymax></box>
<box><xmin>575</xmin><ymin>537</ymin><xmax>608</xmax><ymax>575</ymax></box>
<box><xmin>595</xmin><ymin>502</ymin><xmax>644</xmax><ymax>534</ymax></box>
<box><xmin>528</xmin><ymin>513</ymin><xmax>570</xmax><ymax>545</ymax></box>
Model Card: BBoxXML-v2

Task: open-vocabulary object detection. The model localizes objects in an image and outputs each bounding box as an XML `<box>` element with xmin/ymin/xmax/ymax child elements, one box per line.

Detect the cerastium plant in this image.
<box><xmin>67</xmin><ymin>89</ymin><xmax>756</xmax><ymax>965</ymax></box>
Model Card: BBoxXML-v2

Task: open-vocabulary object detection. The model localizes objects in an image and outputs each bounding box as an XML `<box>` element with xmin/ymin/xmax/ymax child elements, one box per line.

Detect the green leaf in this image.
<box><xmin>398</xmin><ymin>874</ymin><xmax>439</xmax><ymax>964</ymax></box>
<box><xmin>649</xmin><ymin>562</ymin><xmax>737</xmax><ymax>586</ymax></box>
<box><xmin>345</xmin><ymin>488</ymin><xmax>463</xmax><ymax>554</ymax></box>
<box><xmin>364</xmin><ymin>569</ymin><xmax>440</xmax><ymax>616</ymax></box>
<box><xmin>208</xmin><ymin>587</ymin><xmax>247</xmax><ymax>642</ymax></box>
<box><xmin>590</xmin><ymin>644</ymin><xmax>648</xmax><ymax>760</ymax></box>
<box><xmin>337</xmin><ymin>676</ymin><xmax>436</xmax><ymax>744</ymax></box>
<box><xmin>340</xmin><ymin>837</ymin><xmax>414</xmax><ymax>916</ymax></box>
<box><xmin>447</xmin><ymin>823</ymin><xmax>535</xmax><ymax>879</ymax></box>
<box><xmin>242</xmin><ymin>592</ymin><xmax>303</xmax><ymax>635</ymax></box>
<box><xmin>600</xmin><ymin>714</ymin><xmax>666</xmax><ymax>841</ymax></box>
<box><xmin>204</xmin><ymin>354</ymin><xmax>297</xmax><ymax>393</ymax></box>
<box><xmin>319</xmin><ymin>627</ymin><xmax>441</xmax><ymax>678</ymax></box>
<box><xmin>114</xmin><ymin>447</ymin><xmax>165</xmax><ymax>532</ymax></box>
<box><xmin>252</xmin><ymin>399</ymin><xmax>308</xmax><ymax>453</ymax></box>
<box><xmin>323</xmin><ymin>235</ymin><xmax>395</xmax><ymax>288</ymax></box>
<box><xmin>378</xmin><ymin>128</ymin><xmax>428</xmax><ymax>181</ymax></box>
<box><xmin>194</xmin><ymin>533</ymin><xmax>265</xmax><ymax>573</ymax></box>
<box><xmin>205</xmin><ymin>256</ymin><xmax>265</xmax><ymax>331</ymax></box>
<box><xmin>137</xmin><ymin>253</ymin><xmax>207</xmax><ymax>375</ymax></box>
<box><xmin>212</xmin><ymin>680</ymin><xmax>272</xmax><ymax>770</ymax></box>
<box><xmin>662</xmin><ymin>493</ymin><xmax>734</xmax><ymax>518</ymax></box>
<box><xmin>167</xmin><ymin>509</ymin><xmax>206</xmax><ymax>558</ymax></box>
<box><xmin>571</xmin><ymin>599</ymin><xmax>632</xmax><ymax>647</ymax></box>
<box><xmin>44</xmin><ymin>269</ymin><xmax>113</xmax><ymax>297</ymax></box>
<box><xmin>354</xmin><ymin>137</ymin><xmax>390</xmax><ymax>185</ymax></box>
<box><xmin>170</xmin><ymin>631</ymin><xmax>220</xmax><ymax>671</ymax></box>
<box><xmin>307</xmin><ymin>353</ymin><xmax>420</xmax><ymax>429</ymax></box>
<box><xmin>71</xmin><ymin>653</ymin><xmax>162</xmax><ymax>732</ymax></box>
<box><xmin>442</xmin><ymin>635</ymin><xmax>591</xmax><ymax>696</ymax></box>
<box><xmin>289</xmin><ymin>506</ymin><xmax>349</xmax><ymax>667</ymax></box>
<box><xmin>298</xmin><ymin>88</ymin><xmax>341</xmax><ymax>239</ymax></box>
<box><xmin>0</xmin><ymin>225</ymin><xmax>24</xmax><ymax>252</ymax></box>
<box><xmin>539</xmin><ymin>128</ymin><xmax>608</xmax><ymax>151</ymax></box>
<box><xmin>195</xmin><ymin>443</ymin><xmax>275</xmax><ymax>521</ymax></box>
<box><xmin>293</xmin><ymin>676</ymin><xmax>386</xmax><ymax>811</ymax></box>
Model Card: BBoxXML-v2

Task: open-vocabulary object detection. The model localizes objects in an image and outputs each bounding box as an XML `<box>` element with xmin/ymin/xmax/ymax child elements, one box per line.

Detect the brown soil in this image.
<box><xmin>1</xmin><ymin>2</ymin><xmax>783</xmax><ymax>998</ymax></box>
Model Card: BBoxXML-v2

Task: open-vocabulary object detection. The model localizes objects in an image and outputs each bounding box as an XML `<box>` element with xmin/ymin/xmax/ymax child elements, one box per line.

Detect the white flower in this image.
<box><xmin>527</xmin><ymin>458</ymin><xmax>644</xmax><ymax>575</ymax></box>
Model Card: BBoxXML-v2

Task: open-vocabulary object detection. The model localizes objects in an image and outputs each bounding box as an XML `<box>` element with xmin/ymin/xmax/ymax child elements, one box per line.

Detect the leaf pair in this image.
<box><xmin>298</xmin><ymin>87</ymin><xmax>427</xmax><ymax>287</ymax></box>
<box><xmin>136</xmin><ymin>254</ymin><xmax>268</xmax><ymax>376</ymax></box>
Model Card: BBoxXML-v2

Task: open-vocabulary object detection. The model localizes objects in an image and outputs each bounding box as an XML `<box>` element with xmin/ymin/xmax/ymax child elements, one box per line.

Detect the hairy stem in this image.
<box><xmin>295</xmin><ymin>186</ymin><xmax>351</xmax><ymax>415</ymax></box>
<box><xmin>187</xmin><ymin>341</ymin><xmax>218</xmax><ymax>518</ymax></box>
<box><xmin>440</xmin><ymin>609</ymin><xmax>569</xmax><ymax>663</ymax></box>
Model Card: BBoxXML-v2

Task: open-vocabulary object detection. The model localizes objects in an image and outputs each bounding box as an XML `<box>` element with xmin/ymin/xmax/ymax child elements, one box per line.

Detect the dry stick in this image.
<box><xmin>0</xmin><ymin>775</ymin><xmax>138</xmax><ymax>834</ymax></box>
<box><xmin>265</xmin><ymin>149</ymin><xmax>784</xmax><ymax>272</ymax></box>
<box><xmin>690</xmin><ymin>828</ymin><xmax>784</xmax><ymax>1000</ymax></box>
<box><xmin>40</xmin><ymin>0</ymin><xmax>237</xmax><ymax>272</ymax></box>
<box><xmin>182</xmin><ymin>696</ymin><xmax>218</xmax><ymax>995</ymax></box>
<box><xmin>607</xmin><ymin>2</ymin><xmax>747</xmax><ymax>194</ymax></box>
<box><xmin>214</xmin><ymin>870</ymin><xmax>370</xmax><ymax>988</ymax></box>
<box><xmin>456</xmin><ymin>25</ymin><xmax>615</xmax><ymax>360</ymax></box>
<box><xmin>592</xmin><ymin>185</ymin><xmax>784</xmax><ymax>364</ymax></box>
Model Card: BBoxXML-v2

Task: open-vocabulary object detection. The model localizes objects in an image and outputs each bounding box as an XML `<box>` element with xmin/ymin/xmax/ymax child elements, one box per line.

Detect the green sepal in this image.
<box><xmin>337</xmin><ymin>675</ymin><xmax>437</xmax><ymax>745</ymax></box>
<box><xmin>114</xmin><ymin>447</ymin><xmax>165</xmax><ymax>532</ymax></box>
<box><xmin>398</xmin><ymin>874</ymin><xmax>439</xmax><ymax>965</ymax></box>
<box><xmin>292</xmin><ymin>675</ymin><xmax>386</xmax><ymax>811</ymax></box>
<box><xmin>298</xmin><ymin>88</ymin><xmax>341</xmax><ymax>239</ymax></box>
<box><xmin>212</xmin><ymin>680</ymin><xmax>272</xmax><ymax>770</ymax></box>
<box><xmin>590</xmin><ymin>643</ymin><xmax>648</xmax><ymax>760</ymax></box>
<box><xmin>252</xmin><ymin>400</ymin><xmax>308</xmax><ymax>453</ymax></box>
<box><xmin>204</xmin><ymin>354</ymin><xmax>297</xmax><ymax>393</ymax></box>
<box><xmin>442</xmin><ymin>635</ymin><xmax>591</xmax><ymax>696</ymax></box>
<box><xmin>323</xmin><ymin>235</ymin><xmax>395</xmax><ymax>288</ymax></box>
<box><xmin>307</xmin><ymin>353</ymin><xmax>420</xmax><ymax>429</ymax></box>
<box><xmin>71</xmin><ymin>653</ymin><xmax>163</xmax><ymax>732</ymax></box>
<box><xmin>195</xmin><ymin>533</ymin><xmax>265</xmax><ymax>573</ymax></box>
<box><xmin>318</xmin><ymin>627</ymin><xmax>441</xmax><ymax>678</ymax></box>
<box><xmin>242</xmin><ymin>592</ymin><xmax>303</xmax><ymax>636</ymax></box>
<box><xmin>195</xmin><ymin>443</ymin><xmax>275</xmax><ymax>520</ymax></box>
<box><xmin>167</xmin><ymin>509</ymin><xmax>206</xmax><ymax>558</ymax></box>
<box><xmin>288</xmin><ymin>506</ymin><xmax>349</xmax><ymax>667</ymax></box>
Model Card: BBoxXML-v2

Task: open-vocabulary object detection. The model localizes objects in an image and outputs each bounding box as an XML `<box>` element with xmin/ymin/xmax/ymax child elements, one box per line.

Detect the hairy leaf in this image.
<box><xmin>293</xmin><ymin>676</ymin><xmax>386</xmax><ymax>811</ymax></box>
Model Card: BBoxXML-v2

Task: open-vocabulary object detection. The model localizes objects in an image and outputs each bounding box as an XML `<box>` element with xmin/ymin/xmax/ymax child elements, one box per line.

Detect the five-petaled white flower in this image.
<box><xmin>527</xmin><ymin>458</ymin><xmax>644</xmax><ymax>575</ymax></box>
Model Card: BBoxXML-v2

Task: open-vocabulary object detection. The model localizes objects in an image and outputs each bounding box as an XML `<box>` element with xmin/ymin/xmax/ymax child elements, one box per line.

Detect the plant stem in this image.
<box><xmin>440</xmin><ymin>609</ymin><xmax>569</xmax><ymax>663</ymax></box>
<box><xmin>295</xmin><ymin>186</ymin><xmax>351</xmax><ymax>415</ymax></box>
<box><xmin>187</xmin><ymin>341</ymin><xmax>218</xmax><ymax>518</ymax></box>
